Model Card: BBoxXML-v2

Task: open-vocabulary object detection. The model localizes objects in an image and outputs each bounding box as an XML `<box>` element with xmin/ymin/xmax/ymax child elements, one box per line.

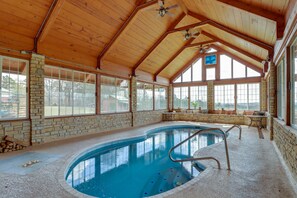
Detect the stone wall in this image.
<box><xmin>0</xmin><ymin>120</ymin><xmax>31</xmax><ymax>144</ymax></box>
<box><xmin>134</xmin><ymin>110</ymin><xmax>165</xmax><ymax>127</ymax></box>
<box><xmin>273</xmin><ymin>119</ymin><xmax>297</xmax><ymax>181</ymax></box>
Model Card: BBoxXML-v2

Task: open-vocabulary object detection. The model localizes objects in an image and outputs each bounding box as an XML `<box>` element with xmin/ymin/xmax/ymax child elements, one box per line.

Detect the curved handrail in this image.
<box><xmin>225</xmin><ymin>125</ymin><xmax>242</xmax><ymax>140</ymax></box>
<box><xmin>168</xmin><ymin>127</ymin><xmax>230</xmax><ymax>170</ymax></box>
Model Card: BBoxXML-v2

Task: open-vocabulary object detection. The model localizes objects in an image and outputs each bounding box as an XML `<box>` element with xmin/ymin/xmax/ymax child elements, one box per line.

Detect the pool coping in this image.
<box><xmin>58</xmin><ymin>122</ymin><xmax>224</xmax><ymax>198</ymax></box>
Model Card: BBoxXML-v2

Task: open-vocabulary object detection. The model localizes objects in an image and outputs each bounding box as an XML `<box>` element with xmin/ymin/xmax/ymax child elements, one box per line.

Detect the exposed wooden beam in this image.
<box><xmin>35</xmin><ymin>0</ymin><xmax>66</xmax><ymax>52</ymax></box>
<box><xmin>97</xmin><ymin>0</ymin><xmax>158</xmax><ymax>69</ymax></box>
<box><xmin>154</xmin><ymin>37</ymin><xmax>195</xmax><ymax>81</ymax></box>
<box><xmin>210</xmin><ymin>44</ymin><xmax>264</xmax><ymax>75</ymax></box>
<box><xmin>170</xmin><ymin>53</ymin><xmax>203</xmax><ymax>82</ymax></box>
<box><xmin>132</xmin><ymin>13</ymin><xmax>186</xmax><ymax>74</ymax></box>
<box><xmin>169</xmin><ymin>21</ymin><xmax>209</xmax><ymax>33</ymax></box>
<box><xmin>187</xmin><ymin>11</ymin><xmax>274</xmax><ymax>54</ymax></box>
<box><xmin>201</xmin><ymin>31</ymin><xmax>263</xmax><ymax>63</ymax></box>
<box><xmin>216</xmin><ymin>0</ymin><xmax>285</xmax><ymax>39</ymax></box>
<box><xmin>154</xmin><ymin>40</ymin><xmax>215</xmax><ymax>80</ymax></box>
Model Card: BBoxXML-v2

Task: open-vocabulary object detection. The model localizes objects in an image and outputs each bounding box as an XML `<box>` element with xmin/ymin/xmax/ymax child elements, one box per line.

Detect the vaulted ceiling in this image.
<box><xmin>0</xmin><ymin>0</ymin><xmax>291</xmax><ymax>81</ymax></box>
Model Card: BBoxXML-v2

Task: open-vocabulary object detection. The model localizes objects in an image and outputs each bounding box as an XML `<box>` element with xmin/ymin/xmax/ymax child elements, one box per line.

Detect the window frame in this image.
<box><xmin>0</xmin><ymin>55</ymin><xmax>29</xmax><ymax>121</ymax></box>
<box><xmin>137</xmin><ymin>81</ymin><xmax>154</xmax><ymax>111</ymax></box>
<box><xmin>236</xmin><ymin>83</ymin><xmax>260</xmax><ymax>111</ymax></box>
<box><xmin>154</xmin><ymin>85</ymin><xmax>168</xmax><ymax>110</ymax></box>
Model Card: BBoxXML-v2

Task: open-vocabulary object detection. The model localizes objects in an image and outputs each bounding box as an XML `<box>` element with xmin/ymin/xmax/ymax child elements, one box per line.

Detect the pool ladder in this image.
<box><xmin>168</xmin><ymin>125</ymin><xmax>242</xmax><ymax>170</ymax></box>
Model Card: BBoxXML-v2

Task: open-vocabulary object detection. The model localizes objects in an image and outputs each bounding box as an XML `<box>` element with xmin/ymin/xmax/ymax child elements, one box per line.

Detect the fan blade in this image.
<box><xmin>144</xmin><ymin>7</ymin><xmax>159</xmax><ymax>12</ymax></box>
<box><xmin>166</xmin><ymin>11</ymin><xmax>175</xmax><ymax>17</ymax></box>
<box><xmin>166</xmin><ymin>4</ymin><xmax>179</xmax><ymax>10</ymax></box>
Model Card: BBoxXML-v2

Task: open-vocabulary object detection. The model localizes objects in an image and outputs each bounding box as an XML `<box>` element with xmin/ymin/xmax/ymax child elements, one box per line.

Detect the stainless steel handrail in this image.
<box><xmin>168</xmin><ymin>127</ymin><xmax>231</xmax><ymax>170</ymax></box>
<box><xmin>225</xmin><ymin>125</ymin><xmax>242</xmax><ymax>140</ymax></box>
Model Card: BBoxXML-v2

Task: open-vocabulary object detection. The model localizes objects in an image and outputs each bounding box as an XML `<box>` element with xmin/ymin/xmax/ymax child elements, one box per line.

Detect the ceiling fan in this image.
<box><xmin>192</xmin><ymin>44</ymin><xmax>211</xmax><ymax>54</ymax></box>
<box><xmin>151</xmin><ymin>0</ymin><xmax>179</xmax><ymax>17</ymax></box>
<box><xmin>182</xmin><ymin>28</ymin><xmax>200</xmax><ymax>41</ymax></box>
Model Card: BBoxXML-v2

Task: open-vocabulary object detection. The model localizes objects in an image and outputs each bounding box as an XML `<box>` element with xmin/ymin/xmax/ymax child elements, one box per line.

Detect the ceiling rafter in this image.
<box><xmin>187</xmin><ymin>11</ymin><xmax>274</xmax><ymax>55</ymax></box>
<box><xmin>132</xmin><ymin>18</ymin><xmax>210</xmax><ymax>74</ymax></box>
<box><xmin>210</xmin><ymin>44</ymin><xmax>264</xmax><ymax>75</ymax></box>
<box><xmin>35</xmin><ymin>0</ymin><xmax>66</xmax><ymax>52</ymax></box>
<box><xmin>170</xmin><ymin>52</ymin><xmax>203</xmax><ymax>82</ymax></box>
<box><xmin>216</xmin><ymin>0</ymin><xmax>285</xmax><ymax>39</ymax></box>
<box><xmin>201</xmin><ymin>31</ymin><xmax>263</xmax><ymax>63</ymax></box>
<box><xmin>132</xmin><ymin>13</ymin><xmax>186</xmax><ymax>75</ymax></box>
<box><xmin>154</xmin><ymin>39</ymin><xmax>215</xmax><ymax>80</ymax></box>
<box><xmin>97</xmin><ymin>0</ymin><xmax>158</xmax><ymax>69</ymax></box>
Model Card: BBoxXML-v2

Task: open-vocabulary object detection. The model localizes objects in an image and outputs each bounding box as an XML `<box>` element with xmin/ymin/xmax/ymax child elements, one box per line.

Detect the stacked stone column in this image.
<box><xmin>268</xmin><ymin>62</ymin><xmax>277</xmax><ymax>140</ymax></box>
<box><xmin>130</xmin><ymin>76</ymin><xmax>137</xmax><ymax>126</ymax></box>
<box><xmin>168</xmin><ymin>84</ymin><xmax>173</xmax><ymax>111</ymax></box>
<box><xmin>30</xmin><ymin>54</ymin><xmax>45</xmax><ymax>144</ymax></box>
<box><xmin>207</xmin><ymin>81</ymin><xmax>214</xmax><ymax>112</ymax></box>
<box><xmin>260</xmin><ymin>78</ymin><xmax>267</xmax><ymax>112</ymax></box>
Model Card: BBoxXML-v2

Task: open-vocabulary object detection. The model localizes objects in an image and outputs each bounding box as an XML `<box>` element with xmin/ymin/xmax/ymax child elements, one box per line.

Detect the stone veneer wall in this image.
<box><xmin>0</xmin><ymin>120</ymin><xmax>31</xmax><ymax>144</ymax></box>
<box><xmin>134</xmin><ymin>110</ymin><xmax>165</xmax><ymax>127</ymax></box>
<box><xmin>273</xmin><ymin>119</ymin><xmax>297</xmax><ymax>181</ymax></box>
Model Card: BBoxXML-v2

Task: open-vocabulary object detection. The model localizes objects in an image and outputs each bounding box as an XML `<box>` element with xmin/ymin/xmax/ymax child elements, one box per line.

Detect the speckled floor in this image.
<box><xmin>0</xmin><ymin>122</ymin><xmax>296</xmax><ymax>198</ymax></box>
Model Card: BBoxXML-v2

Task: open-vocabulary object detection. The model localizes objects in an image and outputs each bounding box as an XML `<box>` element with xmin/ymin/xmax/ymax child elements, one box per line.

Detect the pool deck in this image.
<box><xmin>0</xmin><ymin>121</ymin><xmax>296</xmax><ymax>198</ymax></box>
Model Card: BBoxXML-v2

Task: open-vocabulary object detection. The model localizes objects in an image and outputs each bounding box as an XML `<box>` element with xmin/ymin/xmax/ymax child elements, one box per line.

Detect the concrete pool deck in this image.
<box><xmin>0</xmin><ymin>121</ymin><xmax>296</xmax><ymax>198</ymax></box>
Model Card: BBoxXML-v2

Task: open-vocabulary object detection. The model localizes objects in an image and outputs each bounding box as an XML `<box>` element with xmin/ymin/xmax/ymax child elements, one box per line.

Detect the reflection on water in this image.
<box><xmin>66</xmin><ymin>128</ymin><xmax>223</xmax><ymax>198</ymax></box>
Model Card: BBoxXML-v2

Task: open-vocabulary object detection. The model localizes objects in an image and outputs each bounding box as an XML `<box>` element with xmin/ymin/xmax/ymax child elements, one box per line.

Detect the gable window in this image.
<box><xmin>173</xmin><ymin>58</ymin><xmax>202</xmax><ymax>83</ymax></box>
<box><xmin>101</xmin><ymin>76</ymin><xmax>129</xmax><ymax>113</ymax></box>
<box><xmin>0</xmin><ymin>56</ymin><xmax>28</xmax><ymax>120</ymax></box>
<box><xmin>137</xmin><ymin>82</ymin><xmax>153</xmax><ymax>111</ymax></box>
<box><xmin>192</xmin><ymin>59</ymin><xmax>202</xmax><ymax>81</ymax></box>
<box><xmin>44</xmin><ymin>66</ymin><xmax>96</xmax><ymax>117</ymax></box>
<box><xmin>220</xmin><ymin>55</ymin><xmax>232</xmax><ymax>79</ymax></box>
<box><xmin>173</xmin><ymin>87</ymin><xmax>188</xmax><ymax>109</ymax></box>
<box><xmin>214</xmin><ymin>84</ymin><xmax>235</xmax><ymax>110</ymax></box>
<box><xmin>155</xmin><ymin>85</ymin><xmax>168</xmax><ymax>110</ymax></box>
<box><xmin>190</xmin><ymin>86</ymin><xmax>207</xmax><ymax>109</ymax></box>
<box><xmin>182</xmin><ymin>67</ymin><xmax>191</xmax><ymax>82</ymax></box>
<box><xmin>206</xmin><ymin>68</ymin><xmax>216</xmax><ymax>80</ymax></box>
<box><xmin>237</xmin><ymin>83</ymin><xmax>260</xmax><ymax>110</ymax></box>
<box><xmin>233</xmin><ymin>60</ymin><xmax>246</xmax><ymax>78</ymax></box>
<box><xmin>247</xmin><ymin>67</ymin><xmax>261</xmax><ymax>77</ymax></box>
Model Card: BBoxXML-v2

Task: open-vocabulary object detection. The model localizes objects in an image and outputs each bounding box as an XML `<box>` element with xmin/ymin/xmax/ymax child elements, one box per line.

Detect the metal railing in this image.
<box><xmin>168</xmin><ymin>125</ymin><xmax>241</xmax><ymax>170</ymax></box>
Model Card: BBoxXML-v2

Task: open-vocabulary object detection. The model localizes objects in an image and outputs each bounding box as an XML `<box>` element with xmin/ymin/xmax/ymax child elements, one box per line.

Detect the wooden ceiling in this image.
<box><xmin>0</xmin><ymin>0</ymin><xmax>291</xmax><ymax>81</ymax></box>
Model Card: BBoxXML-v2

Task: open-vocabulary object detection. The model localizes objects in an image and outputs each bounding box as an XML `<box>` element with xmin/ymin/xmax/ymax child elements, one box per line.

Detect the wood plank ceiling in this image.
<box><xmin>0</xmin><ymin>0</ymin><xmax>291</xmax><ymax>81</ymax></box>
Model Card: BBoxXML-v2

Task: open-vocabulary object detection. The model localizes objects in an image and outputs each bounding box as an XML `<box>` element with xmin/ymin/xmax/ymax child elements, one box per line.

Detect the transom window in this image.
<box><xmin>44</xmin><ymin>66</ymin><xmax>96</xmax><ymax>117</ymax></box>
<box><xmin>0</xmin><ymin>56</ymin><xmax>28</xmax><ymax>120</ymax></box>
<box><xmin>214</xmin><ymin>84</ymin><xmax>235</xmax><ymax>110</ymax></box>
<box><xmin>237</xmin><ymin>83</ymin><xmax>260</xmax><ymax>110</ymax></box>
<box><xmin>101</xmin><ymin>76</ymin><xmax>130</xmax><ymax>113</ymax></box>
<box><xmin>137</xmin><ymin>82</ymin><xmax>153</xmax><ymax>111</ymax></box>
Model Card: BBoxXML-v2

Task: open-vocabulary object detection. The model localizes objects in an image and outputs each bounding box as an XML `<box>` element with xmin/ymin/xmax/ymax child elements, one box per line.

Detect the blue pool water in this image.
<box><xmin>65</xmin><ymin>126</ymin><xmax>223</xmax><ymax>198</ymax></box>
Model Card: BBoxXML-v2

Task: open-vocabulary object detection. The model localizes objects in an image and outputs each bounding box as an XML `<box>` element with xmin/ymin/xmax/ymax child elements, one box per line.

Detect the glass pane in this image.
<box><xmin>155</xmin><ymin>86</ymin><xmax>167</xmax><ymax>110</ymax></box>
<box><xmin>206</xmin><ymin>68</ymin><xmax>216</xmax><ymax>80</ymax></box>
<box><xmin>174</xmin><ymin>76</ymin><xmax>181</xmax><ymax>83</ymax></box>
<box><xmin>292</xmin><ymin>40</ymin><xmax>297</xmax><ymax>125</ymax></box>
<box><xmin>248</xmin><ymin>83</ymin><xmax>260</xmax><ymax>110</ymax></box>
<box><xmin>237</xmin><ymin>84</ymin><xmax>248</xmax><ymax>110</ymax></box>
<box><xmin>214</xmin><ymin>84</ymin><xmax>234</xmax><ymax>110</ymax></box>
<box><xmin>192</xmin><ymin>59</ymin><xmax>202</xmax><ymax>81</ymax></box>
<box><xmin>0</xmin><ymin>57</ymin><xmax>28</xmax><ymax>119</ymax></box>
<box><xmin>182</xmin><ymin>67</ymin><xmax>191</xmax><ymax>82</ymax></box>
<box><xmin>173</xmin><ymin>87</ymin><xmax>181</xmax><ymax>109</ymax></box>
<box><xmin>101</xmin><ymin>76</ymin><xmax>116</xmax><ymax>113</ymax></box>
<box><xmin>137</xmin><ymin>82</ymin><xmax>153</xmax><ymax>111</ymax></box>
<box><xmin>220</xmin><ymin>55</ymin><xmax>232</xmax><ymax>79</ymax></box>
<box><xmin>59</xmin><ymin>69</ymin><xmax>73</xmax><ymax>116</ymax></box>
<box><xmin>247</xmin><ymin>67</ymin><xmax>260</xmax><ymax>77</ymax></box>
<box><xmin>180</xmin><ymin>87</ymin><xmax>188</xmax><ymax>109</ymax></box>
<box><xmin>116</xmin><ymin>79</ymin><xmax>129</xmax><ymax>112</ymax></box>
<box><xmin>190</xmin><ymin>86</ymin><xmax>207</xmax><ymax>109</ymax></box>
<box><xmin>233</xmin><ymin>60</ymin><xmax>246</xmax><ymax>78</ymax></box>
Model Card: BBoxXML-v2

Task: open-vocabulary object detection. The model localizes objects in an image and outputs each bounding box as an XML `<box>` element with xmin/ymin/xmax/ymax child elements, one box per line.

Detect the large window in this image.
<box><xmin>190</xmin><ymin>86</ymin><xmax>207</xmax><ymax>109</ymax></box>
<box><xmin>173</xmin><ymin>87</ymin><xmax>188</xmax><ymax>109</ymax></box>
<box><xmin>233</xmin><ymin>60</ymin><xmax>246</xmax><ymax>78</ymax></box>
<box><xmin>277</xmin><ymin>59</ymin><xmax>286</xmax><ymax>119</ymax></box>
<box><xmin>0</xmin><ymin>56</ymin><xmax>28</xmax><ymax>120</ymax></box>
<box><xmin>220</xmin><ymin>55</ymin><xmax>232</xmax><ymax>79</ymax></box>
<box><xmin>101</xmin><ymin>76</ymin><xmax>129</xmax><ymax>113</ymax></box>
<box><xmin>214</xmin><ymin>85</ymin><xmax>235</xmax><ymax>110</ymax></box>
<box><xmin>155</xmin><ymin>86</ymin><xmax>168</xmax><ymax>110</ymax></box>
<box><xmin>137</xmin><ymin>82</ymin><xmax>153</xmax><ymax>111</ymax></box>
<box><xmin>192</xmin><ymin>59</ymin><xmax>202</xmax><ymax>81</ymax></box>
<box><xmin>237</xmin><ymin>83</ymin><xmax>260</xmax><ymax>110</ymax></box>
<box><xmin>291</xmin><ymin>39</ymin><xmax>297</xmax><ymax>126</ymax></box>
<box><xmin>173</xmin><ymin>58</ymin><xmax>202</xmax><ymax>83</ymax></box>
<box><xmin>44</xmin><ymin>66</ymin><xmax>96</xmax><ymax>117</ymax></box>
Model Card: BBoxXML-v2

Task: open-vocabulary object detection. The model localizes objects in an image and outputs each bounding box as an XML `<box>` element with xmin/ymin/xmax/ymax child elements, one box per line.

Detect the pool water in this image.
<box><xmin>66</xmin><ymin>127</ymin><xmax>223</xmax><ymax>198</ymax></box>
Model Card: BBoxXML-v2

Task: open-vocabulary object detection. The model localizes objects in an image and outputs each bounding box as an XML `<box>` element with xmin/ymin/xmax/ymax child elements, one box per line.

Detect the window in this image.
<box><xmin>182</xmin><ymin>67</ymin><xmax>191</xmax><ymax>82</ymax></box>
<box><xmin>174</xmin><ymin>76</ymin><xmax>181</xmax><ymax>83</ymax></box>
<box><xmin>0</xmin><ymin>56</ymin><xmax>28</xmax><ymax>120</ymax></box>
<box><xmin>237</xmin><ymin>84</ymin><xmax>260</xmax><ymax>110</ymax></box>
<box><xmin>277</xmin><ymin>59</ymin><xmax>286</xmax><ymax>119</ymax></box>
<box><xmin>192</xmin><ymin>59</ymin><xmax>202</xmax><ymax>81</ymax></box>
<box><xmin>190</xmin><ymin>86</ymin><xmax>207</xmax><ymax>109</ymax></box>
<box><xmin>247</xmin><ymin>67</ymin><xmax>260</xmax><ymax>77</ymax></box>
<box><xmin>206</xmin><ymin>68</ymin><xmax>216</xmax><ymax>80</ymax></box>
<box><xmin>220</xmin><ymin>55</ymin><xmax>232</xmax><ymax>79</ymax></box>
<box><xmin>101</xmin><ymin>76</ymin><xmax>129</xmax><ymax>113</ymax></box>
<box><xmin>173</xmin><ymin>87</ymin><xmax>188</xmax><ymax>109</ymax></box>
<box><xmin>137</xmin><ymin>82</ymin><xmax>153</xmax><ymax>111</ymax></box>
<box><xmin>233</xmin><ymin>60</ymin><xmax>246</xmax><ymax>78</ymax></box>
<box><xmin>45</xmin><ymin>66</ymin><xmax>96</xmax><ymax>117</ymax></box>
<box><xmin>291</xmin><ymin>39</ymin><xmax>297</xmax><ymax>126</ymax></box>
<box><xmin>214</xmin><ymin>85</ymin><xmax>235</xmax><ymax>110</ymax></box>
<box><xmin>155</xmin><ymin>86</ymin><xmax>168</xmax><ymax>110</ymax></box>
